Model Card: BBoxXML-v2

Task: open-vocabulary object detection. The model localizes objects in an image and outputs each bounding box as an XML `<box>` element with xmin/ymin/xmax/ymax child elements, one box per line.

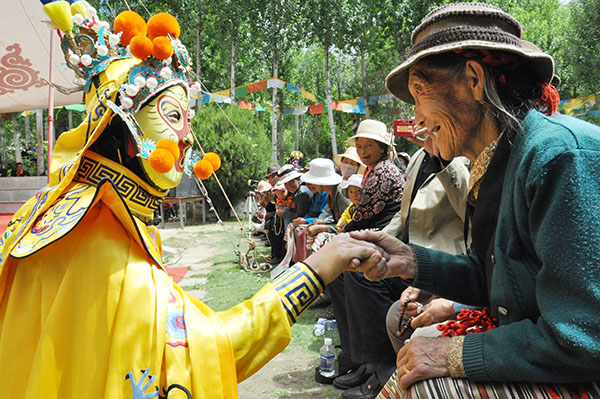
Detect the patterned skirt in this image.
<box><xmin>377</xmin><ymin>370</ymin><xmax>600</xmax><ymax>399</ymax></box>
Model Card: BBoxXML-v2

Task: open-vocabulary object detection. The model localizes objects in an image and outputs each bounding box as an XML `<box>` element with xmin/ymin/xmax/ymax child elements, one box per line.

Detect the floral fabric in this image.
<box><xmin>354</xmin><ymin>159</ymin><xmax>404</xmax><ymax>222</ymax></box>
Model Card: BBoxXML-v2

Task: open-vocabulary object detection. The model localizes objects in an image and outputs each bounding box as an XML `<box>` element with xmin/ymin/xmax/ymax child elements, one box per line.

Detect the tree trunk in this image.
<box><xmin>68</xmin><ymin>109</ymin><xmax>73</xmax><ymax>130</ymax></box>
<box><xmin>25</xmin><ymin>115</ymin><xmax>31</xmax><ymax>141</ymax></box>
<box><xmin>294</xmin><ymin>114</ymin><xmax>299</xmax><ymax>151</ymax></box>
<box><xmin>12</xmin><ymin>115</ymin><xmax>22</xmax><ymax>163</ymax></box>
<box><xmin>195</xmin><ymin>0</ymin><xmax>203</xmax><ymax>112</ymax></box>
<box><xmin>230</xmin><ymin>38</ymin><xmax>236</xmax><ymax>105</ymax></box>
<box><xmin>300</xmin><ymin>114</ymin><xmax>305</xmax><ymax>152</ymax></box>
<box><xmin>278</xmin><ymin>92</ymin><xmax>285</xmax><ymax>165</ymax></box>
<box><xmin>360</xmin><ymin>39</ymin><xmax>370</xmax><ymax>118</ymax></box>
<box><xmin>0</xmin><ymin>126</ymin><xmax>5</xmax><ymax>170</ymax></box>
<box><xmin>271</xmin><ymin>45</ymin><xmax>279</xmax><ymax>163</ymax></box>
<box><xmin>36</xmin><ymin>109</ymin><xmax>44</xmax><ymax>175</ymax></box>
<box><xmin>324</xmin><ymin>33</ymin><xmax>338</xmax><ymax>156</ymax></box>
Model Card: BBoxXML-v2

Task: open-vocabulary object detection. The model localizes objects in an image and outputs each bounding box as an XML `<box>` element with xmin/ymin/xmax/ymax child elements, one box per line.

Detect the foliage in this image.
<box><xmin>191</xmin><ymin>105</ymin><xmax>271</xmax><ymax>217</ymax></box>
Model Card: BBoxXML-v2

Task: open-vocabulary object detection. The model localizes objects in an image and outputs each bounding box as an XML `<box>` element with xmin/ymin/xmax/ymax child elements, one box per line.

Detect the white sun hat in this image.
<box><xmin>300</xmin><ymin>158</ymin><xmax>343</xmax><ymax>186</ymax></box>
<box><xmin>342</xmin><ymin>174</ymin><xmax>363</xmax><ymax>197</ymax></box>
<box><xmin>346</xmin><ymin>119</ymin><xmax>393</xmax><ymax>148</ymax></box>
<box><xmin>333</xmin><ymin>146</ymin><xmax>366</xmax><ymax>174</ymax></box>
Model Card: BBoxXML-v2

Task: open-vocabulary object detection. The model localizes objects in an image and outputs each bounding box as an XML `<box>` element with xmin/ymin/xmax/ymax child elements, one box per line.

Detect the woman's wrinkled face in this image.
<box><xmin>408</xmin><ymin>64</ymin><xmax>480</xmax><ymax>160</ymax></box>
<box><xmin>135</xmin><ymin>85</ymin><xmax>191</xmax><ymax>189</ymax></box>
<box><xmin>355</xmin><ymin>137</ymin><xmax>385</xmax><ymax>166</ymax></box>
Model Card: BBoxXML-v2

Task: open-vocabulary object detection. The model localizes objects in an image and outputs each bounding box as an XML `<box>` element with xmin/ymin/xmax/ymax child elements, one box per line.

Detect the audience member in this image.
<box><xmin>333</xmin><ymin>146</ymin><xmax>366</xmax><ymax>181</ymax></box>
<box><xmin>344</xmin><ymin>119</ymin><xmax>404</xmax><ymax>232</ymax></box>
<box><xmin>10</xmin><ymin>162</ymin><xmax>30</xmax><ymax>177</ymax></box>
<box><xmin>336</xmin><ymin>174</ymin><xmax>363</xmax><ymax>233</ymax></box>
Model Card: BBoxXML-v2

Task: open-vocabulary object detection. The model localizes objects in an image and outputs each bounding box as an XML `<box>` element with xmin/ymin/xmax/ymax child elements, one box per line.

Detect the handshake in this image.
<box><xmin>304</xmin><ymin>231</ymin><xmax>418</xmax><ymax>285</ymax></box>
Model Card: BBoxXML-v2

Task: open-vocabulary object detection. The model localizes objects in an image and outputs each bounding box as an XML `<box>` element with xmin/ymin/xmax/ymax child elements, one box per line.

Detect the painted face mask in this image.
<box><xmin>134</xmin><ymin>85</ymin><xmax>192</xmax><ymax>190</ymax></box>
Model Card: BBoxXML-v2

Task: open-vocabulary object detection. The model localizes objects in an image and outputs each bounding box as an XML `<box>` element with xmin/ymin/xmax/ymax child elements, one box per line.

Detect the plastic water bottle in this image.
<box><xmin>314</xmin><ymin>318</ymin><xmax>327</xmax><ymax>336</ymax></box>
<box><xmin>319</xmin><ymin>338</ymin><xmax>335</xmax><ymax>378</ymax></box>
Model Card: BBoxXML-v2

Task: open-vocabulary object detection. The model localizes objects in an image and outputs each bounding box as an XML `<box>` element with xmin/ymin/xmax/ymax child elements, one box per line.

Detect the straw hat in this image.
<box><xmin>277</xmin><ymin>164</ymin><xmax>303</xmax><ymax>184</ymax></box>
<box><xmin>342</xmin><ymin>174</ymin><xmax>363</xmax><ymax>197</ymax></box>
<box><xmin>300</xmin><ymin>158</ymin><xmax>343</xmax><ymax>186</ymax></box>
<box><xmin>255</xmin><ymin>180</ymin><xmax>272</xmax><ymax>193</ymax></box>
<box><xmin>333</xmin><ymin>146</ymin><xmax>366</xmax><ymax>174</ymax></box>
<box><xmin>346</xmin><ymin>119</ymin><xmax>393</xmax><ymax>148</ymax></box>
<box><xmin>385</xmin><ymin>2</ymin><xmax>555</xmax><ymax>104</ymax></box>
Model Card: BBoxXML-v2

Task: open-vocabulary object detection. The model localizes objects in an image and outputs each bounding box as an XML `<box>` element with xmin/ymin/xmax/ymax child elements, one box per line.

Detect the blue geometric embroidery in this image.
<box><xmin>272</xmin><ymin>263</ymin><xmax>323</xmax><ymax>323</ymax></box>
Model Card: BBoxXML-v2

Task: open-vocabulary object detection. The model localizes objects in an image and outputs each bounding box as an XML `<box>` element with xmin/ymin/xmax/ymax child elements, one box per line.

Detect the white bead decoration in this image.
<box><xmin>80</xmin><ymin>54</ymin><xmax>92</xmax><ymax>66</ymax></box>
<box><xmin>125</xmin><ymin>84</ymin><xmax>139</xmax><ymax>97</ymax></box>
<box><xmin>69</xmin><ymin>53</ymin><xmax>81</xmax><ymax>64</ymax></box>
<box><xmin>121</xmin><ymin>96</ymin><xmax>133</xmax><ymax>109</ymax></box>
<box><xmin>73</xmin><ymin>14</ymin><xmax>84</xmax><ymax>25</ymax></box>
<box><xmin>134</xmin><ymin>76</ymin><xmax>146</xmax><ymax>88</ymax></box>
<box><xmin>160</xmin><ymin>67</ymin><xmax>172</xmax><ymax>79</ymax></box>
<box><xmin>146</xmin><ymin>77</ymin><xmax>158</xmax><ymax>89</ymax></box>
<box><xmin>108</xmin><ymin>34</ymin><xmax>120</xmax><ymax>46</ymax></box>
<box><xmin>96</xmin><ymin>45</ymin><xmax>108</xmax><ymax>57</ymax></box>
<box><xmin>86</xmin><ymin>6</ymin><xmax>97</xmax><ymax>18</ymax></box>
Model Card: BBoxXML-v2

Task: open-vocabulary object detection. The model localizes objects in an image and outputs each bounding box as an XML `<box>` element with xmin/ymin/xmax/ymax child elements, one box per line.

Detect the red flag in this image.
<box><xmin>309</xmin><ymin>104</ymin><xmax>324</xmax><ymax>115</ymax></box>
<box><xmin>247</xmin><ymin>80</ymin><xmax>267</xmax><ymax>94</ymax></box>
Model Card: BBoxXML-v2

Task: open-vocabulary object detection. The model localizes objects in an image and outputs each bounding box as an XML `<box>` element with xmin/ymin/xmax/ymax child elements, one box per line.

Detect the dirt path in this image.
<box><xmin>158</xmin><ymin>223</ymin><xmax>340</xmax><ymax>399</ymax></box>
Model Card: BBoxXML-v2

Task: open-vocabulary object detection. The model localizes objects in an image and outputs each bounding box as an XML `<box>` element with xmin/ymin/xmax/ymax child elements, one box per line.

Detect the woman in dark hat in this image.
<box><xmin>313</xmin><ymin>2</ymin><xmax>600</xmax><ymax>398</ymax></box>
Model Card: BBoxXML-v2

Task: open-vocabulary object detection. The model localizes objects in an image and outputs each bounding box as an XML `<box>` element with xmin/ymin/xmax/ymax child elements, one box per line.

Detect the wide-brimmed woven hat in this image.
<box><xmin>301</xmin><ymin>158</ymin><xmax>343</xmax><ymax>186</ymax></box>
<box><xmin>342</xmin><ymin>174</ymin><xmax>363</xmax><ymax>197</ymax></box>
<box><xmin>278</xmin><ymin>164</ymin><xmax>303</xmax><ymax>184</ymax></box>
<box><xmin>333</xmin><ymin>146</ymin><xmax>366</xmax><ymax>173</ymax></box>
<box><xmin>346</xmin><ymin>119</ymin><xmax>393</xmax><ymax>148</ymax></box>
<box><xmin>386</xmin><ymin>2</ymin><xmax>555</xmax><ymax>104</ymax></box>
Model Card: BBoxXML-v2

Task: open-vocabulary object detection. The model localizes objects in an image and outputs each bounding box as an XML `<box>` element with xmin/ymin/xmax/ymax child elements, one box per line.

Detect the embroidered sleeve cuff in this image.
<box><xmin>447</xmin><ymin>335</ymin><xmax>466</xmax><ymax>378</ymax></box>
<box><xmin>271</xmin><ymin>262</ymin><xmax>324</xmax><ymax>325</ymax></box>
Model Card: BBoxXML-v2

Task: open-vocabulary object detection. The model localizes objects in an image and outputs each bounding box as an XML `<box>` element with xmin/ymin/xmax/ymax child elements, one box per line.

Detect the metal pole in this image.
<box><xmin>47</xmin><ymin>29</ymin><xmax>56</xmax><ymax>182</ymax></box>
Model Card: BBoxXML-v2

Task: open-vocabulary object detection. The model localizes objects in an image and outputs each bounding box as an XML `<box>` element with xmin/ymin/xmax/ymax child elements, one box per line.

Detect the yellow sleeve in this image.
<box><xmin>336</xmin><ymin>204</ymin><xmax>354</xmax><ymax>228</ymax></box>
<box><xmin>216</xmin><ymin>262</ymin><xmax>323</xmax><ymax>382</ymax></box>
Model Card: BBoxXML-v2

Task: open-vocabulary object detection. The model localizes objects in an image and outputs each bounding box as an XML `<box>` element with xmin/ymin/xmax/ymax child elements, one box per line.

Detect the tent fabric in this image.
<box><xmin>0</xmin><ymin>0</ymin><xmax>82</xmax><ymax>114</ymax></box>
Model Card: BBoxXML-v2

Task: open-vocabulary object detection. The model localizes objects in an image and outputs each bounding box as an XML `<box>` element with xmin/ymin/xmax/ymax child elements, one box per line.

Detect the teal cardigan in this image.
<box><xmin>411</xmin><ymin>110</ymin><xmax>600</xmax><ymax>382</ymax></box>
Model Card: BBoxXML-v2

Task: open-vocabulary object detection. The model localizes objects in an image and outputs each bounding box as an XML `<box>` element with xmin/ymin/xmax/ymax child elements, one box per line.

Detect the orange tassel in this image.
<box><xmin>540</xmin><ymin>83</ymin><xmax>560</xmax><ymax>116</ymax></box>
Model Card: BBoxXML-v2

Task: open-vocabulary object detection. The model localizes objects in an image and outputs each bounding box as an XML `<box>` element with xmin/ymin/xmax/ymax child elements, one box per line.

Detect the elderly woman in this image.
<box><xmin>316</xmin><ymin>3</ymin><xmax>600</xmax><ymax>399</ymax></box>
<box><xmin>344</xmin><ymin>119</ymin><xmax>405</xmax><ymax>232</ymax></box>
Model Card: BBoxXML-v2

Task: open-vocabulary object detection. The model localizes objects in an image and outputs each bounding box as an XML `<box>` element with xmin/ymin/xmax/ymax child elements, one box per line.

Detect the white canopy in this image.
<box><xmin>0</xmin><ymin>0</ymin><xmax>83</xmax><ymax>114</ymax></box>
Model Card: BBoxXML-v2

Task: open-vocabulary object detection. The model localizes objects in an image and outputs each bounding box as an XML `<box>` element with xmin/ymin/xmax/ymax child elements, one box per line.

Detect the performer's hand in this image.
<box><xmin>305</xmin><ymin>233</ymin><xmax>384</xmax><ymax>285</ymax></box>
<box><xmin>348</xmin><ymin>230</ymin><xmax>417</xmax><ymax>281</ymax></box>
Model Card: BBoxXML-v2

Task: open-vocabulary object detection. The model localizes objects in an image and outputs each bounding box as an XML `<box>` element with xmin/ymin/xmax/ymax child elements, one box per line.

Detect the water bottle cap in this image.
<box><xmin>324</xmin><ymin>338</ymin><xmax>332</xmax><ymax>345</ymax></box>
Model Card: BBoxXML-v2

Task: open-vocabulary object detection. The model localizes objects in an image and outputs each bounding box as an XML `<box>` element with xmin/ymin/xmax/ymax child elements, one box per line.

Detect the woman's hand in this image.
<box><xmin>348</xmin><ymin>230</ymin><xmax>418</xmax><ymax>281</ymax></box>
<box><xmin>305</xmin><ymin>233</ymin><xmax>385</xmax><ymax>285</ymax></box>
<box><xmin>293</xmin><ymin>217</ymin><xmax>305</xmax><ymax>226</ymax></box>
<box><xmin>307</xmin><ymin>224</ymin><xmax>325</xmax><ymax>237</ymax></box>
<box><xmin>396</xmin><ymin>337</ymin><xmax>450</xmax><ymax>389</ymax></box>
<box><xmin>337</xmin><ymin>222</ymin><xmax>347</xmax><ymax>233</ymax></box>
<box><xmin>411</xmin><ymin>298</ymin><xmax>455</xmax><ymax>328</ymax></box>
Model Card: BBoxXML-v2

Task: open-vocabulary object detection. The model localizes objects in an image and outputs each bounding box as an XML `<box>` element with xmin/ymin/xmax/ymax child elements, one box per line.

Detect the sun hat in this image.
<box><xmin>264</xmin><ymin>164</ymin><xmax>281</xmax><ymax>179</ymax></box>
<box><xmin>301</xmin><ymin>158</ymin><xmax>343</xmax><ymax>186</ymax></box>
<box><xmin>273</xmin><ymin>182</ymin><xmax>286</xmax><ymax>192</ymax></box>
<box><xmin>346</xmin><ymin>119</ymin><xmax>393</xmax><ymax>148</ymax></box>
<box><xmin>333</xmin><ymin>147</ymin><xmax>366</xmax><ymax>173</ymax></box>
<box><xmin>398</xmin><ymin>152</ymin><xmax>411</xmax><ymax>165</ymax></box>
<box><xmin>342</xmin><ymin>174</ymin><xmax>363</xmax><ymax>197</ymax></box>
<box><xmin>277</xmin><ymin>164</ymin><xmax>303</xmax><ymax>184</ymax></box>
<box><xmin>255</xmin><ymin>180</ymin><xmax>272</xmax><ymax>193</ymax></box>
<box><xmin>385</xmin><ymin>2</ymin><xmax>555</xmax><ymax>104</ymax></box>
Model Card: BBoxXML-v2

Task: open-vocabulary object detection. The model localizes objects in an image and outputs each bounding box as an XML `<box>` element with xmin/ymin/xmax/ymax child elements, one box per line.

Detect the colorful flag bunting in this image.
<box><xmin>238</xmin><ymin>100</ymin><xmax>254</xmax><ymax>110</ymax></box>
<box><xmin>310</xmin><ymin>104</ymin><xmax>324</xmax><ymax>115</ymax></box>
<box><xmin>285</xmin><ymin>83</ymin><xmax>301</xmax><ymax>94</ymax></box>
<box><xmin>267</xmin><ymin>78</ymin><xmax>285</xmax><ymax>89</ymax></box>
<box><xmin>300</xmin><ymin>89</ymin><xmax>316</xmax><ymax>102</ymax></box>
<box><xmin>235</xmin><ymin>86</ymin><xmax>249</xmax><ymax>98</ymax></box>
<box><xmin>247</xmin><ymin>80</ymin><xmax>267</xmax><ymax>93</ymax></box>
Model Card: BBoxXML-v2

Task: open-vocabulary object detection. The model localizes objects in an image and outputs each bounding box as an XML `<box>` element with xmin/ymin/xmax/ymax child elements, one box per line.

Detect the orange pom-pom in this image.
<box><xmin>155</xmin><ymin>139</ymin><xmax>180</xmax><ymax>159</ymax></box>
<box><xmin>149</xmin><ymin>148</ymin><xmax>175</xmax><ymax>173</ymax></box>
<box><xmin>130</xmin><ymin>35</ymin><xmax>153</xmax><ymax>59</ymax></box>
<box><xmin>193</xmin><ymin>159</ymin><xmax>213</xmax><ymax>180</ymax></box>
<box><xmin>147</xmin><ymin>12</ymin><xmax>180</xmax><ymax>40</ymax></box>
<box><xmin>152</xmin><ymin>36</ymin><xmax>174</xmax><ymax>60</ymax></box>
<box><xmin>203</xmin><ymin>152</ymin><xmax>221</xmax><ymax>172</ymax></box>
<box><xmin>114</xmin><ymin>11</ymin><xmax>147</xmax><ymax>46</ymax></box>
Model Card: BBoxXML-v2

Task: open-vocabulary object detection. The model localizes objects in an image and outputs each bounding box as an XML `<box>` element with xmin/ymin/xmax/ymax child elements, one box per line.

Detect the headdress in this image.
<box><xmin>40</xmin><ymin>0</ymin><xmax>219</xmax><ymax>181</ymax></box>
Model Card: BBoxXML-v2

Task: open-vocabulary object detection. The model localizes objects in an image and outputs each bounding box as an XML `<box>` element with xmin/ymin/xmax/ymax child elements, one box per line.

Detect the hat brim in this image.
<box><xmin>300</xmin><ymin>173</ymin><xmax>343</xmax><ymax>186</ymax></box>
<box><xmin>386</xmin><ymin>40</ymin><xmax>555</xmax><ymax>104</ymax></box>
<box><xmin>278</xmin><ymin>171</ymin><xmax>303</xmax><ymax>184</ymax></box>
<box><xmin>346</xmin><ymin>133</ymin><xmax>392</xmax><ymax>148</ymax></box>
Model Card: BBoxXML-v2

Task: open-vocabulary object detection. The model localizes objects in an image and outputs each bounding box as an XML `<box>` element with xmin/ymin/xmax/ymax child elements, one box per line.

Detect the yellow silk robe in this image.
<box><xmin>0</xmin><ymin>156</ymin><xmax>323</xmax><ymax>398</ymax></box>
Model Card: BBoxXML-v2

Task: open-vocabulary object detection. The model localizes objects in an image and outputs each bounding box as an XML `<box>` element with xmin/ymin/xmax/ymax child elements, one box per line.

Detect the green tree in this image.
<box><xmin>191</xmin><ymin>105</ymin><xmax>271</xmax><ymax>216</ymax></box>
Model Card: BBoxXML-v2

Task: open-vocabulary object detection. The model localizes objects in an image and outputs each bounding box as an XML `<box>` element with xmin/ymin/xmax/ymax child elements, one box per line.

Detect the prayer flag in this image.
<box><xmin>235</xmin><ymin>86</ymin><xmax>249</xmax><ymax>98</ymax></box>
<box><xmin>310</xmin><ymin>104</ymin><xmax>324</xmax><ymax>115</ymax></box>
<box><xmin>238</xmin><ymin>100</ymin><xmax>254</xmax><ymax>110</ymax></box>
<box><xmin>248</xmin><ymin>80</ymin><xmax>267</xmax><ymax>93</ymax></box>
<box><xmin>285</xmin><ymin>83</ymin><xmax>301</xmax><ymax>94</ymax></box>
<box><xmin>300</xmin><ymin>89</ymin><xmax>316</xmax><ymax>102</ymax></box>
